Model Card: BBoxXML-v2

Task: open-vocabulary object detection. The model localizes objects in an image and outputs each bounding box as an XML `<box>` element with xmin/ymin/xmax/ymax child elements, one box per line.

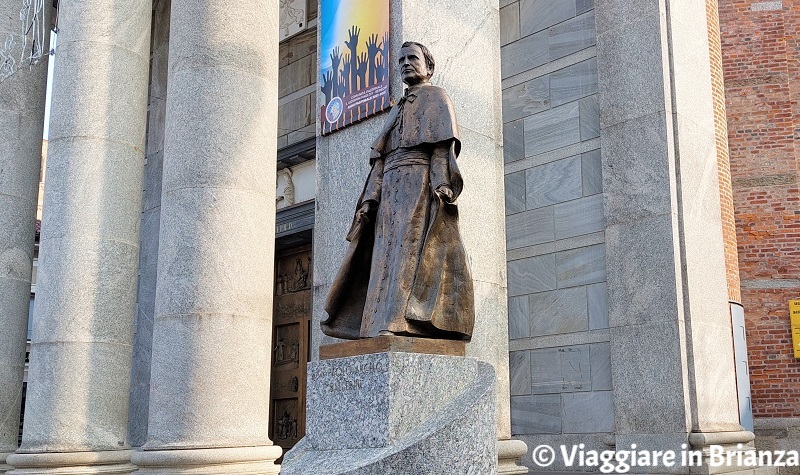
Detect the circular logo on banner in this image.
<box><xmin>325</xmin><ymin>97</ymin><xmax>343</xmax><ymax>124</ymax></box>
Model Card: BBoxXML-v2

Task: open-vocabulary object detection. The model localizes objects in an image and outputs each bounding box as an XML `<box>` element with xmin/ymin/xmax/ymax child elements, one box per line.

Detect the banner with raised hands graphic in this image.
<box><xmin>319</xmin><ymin>0</ymin><xmax>390</xmax><ymax>135</ymax></box>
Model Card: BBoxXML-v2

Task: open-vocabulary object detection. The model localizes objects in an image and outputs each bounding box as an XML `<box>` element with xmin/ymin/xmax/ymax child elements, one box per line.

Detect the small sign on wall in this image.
<box><xmin>790</xmin><ymin>300</ymin><xmax>800</xmax><ymax>358</ymax></box>
<box><xmin>280</xmin><ymin>0</ymin><xmax>307</xmax><ymax>41</ymax></box>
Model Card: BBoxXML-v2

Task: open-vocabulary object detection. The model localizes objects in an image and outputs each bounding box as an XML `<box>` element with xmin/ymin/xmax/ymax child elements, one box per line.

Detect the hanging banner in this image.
<box><xmin>319</xmin><ymin>0</ymin><xmax>390</xmax><ymax>135</ymax></box>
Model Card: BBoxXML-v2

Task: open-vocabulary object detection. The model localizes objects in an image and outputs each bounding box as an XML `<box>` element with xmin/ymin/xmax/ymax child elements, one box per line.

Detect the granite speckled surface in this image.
<box><xmin>282</xmin><ymin>352</ymin><xmax>497</xmax><ymax>474</ymax></box>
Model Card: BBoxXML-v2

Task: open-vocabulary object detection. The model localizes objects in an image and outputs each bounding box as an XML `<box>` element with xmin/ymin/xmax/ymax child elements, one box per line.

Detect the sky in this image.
<box><xmin>43</xmin><ymin>31</ymin><xmax>56</xmax><ymax>140</ymax></box>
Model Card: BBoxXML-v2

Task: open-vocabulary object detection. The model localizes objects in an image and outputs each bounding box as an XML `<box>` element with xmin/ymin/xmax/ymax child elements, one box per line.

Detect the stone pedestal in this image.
<box><xmin>282</xmin><ymin>352</ymin><xmax>497</xmax><ymax>474</ymax></box>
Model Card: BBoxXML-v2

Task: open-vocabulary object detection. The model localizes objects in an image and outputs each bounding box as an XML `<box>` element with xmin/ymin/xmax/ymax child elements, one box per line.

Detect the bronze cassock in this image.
<box><xmin>322</xmin><ymin>42</ymin><xmax>475</xmax><ymax>341</ymax></box>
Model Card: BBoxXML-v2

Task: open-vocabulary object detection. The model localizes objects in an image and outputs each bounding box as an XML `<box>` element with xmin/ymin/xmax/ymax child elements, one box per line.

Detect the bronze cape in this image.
<box><xmin>322</xmin><ymin>84</ymin><xmax>475</xmax><ymax>340</ymax></box>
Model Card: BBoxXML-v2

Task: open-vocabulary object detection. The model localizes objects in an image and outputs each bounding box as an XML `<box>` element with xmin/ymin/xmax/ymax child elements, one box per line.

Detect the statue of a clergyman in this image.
<box><xmin>321</xmin><ymin>41</ymin><xmax>475</xmax><ymax>341</ymax></box>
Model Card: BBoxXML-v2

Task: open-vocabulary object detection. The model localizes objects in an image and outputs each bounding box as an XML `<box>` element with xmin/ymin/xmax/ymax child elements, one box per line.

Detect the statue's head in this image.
<box><xmin>399</xmin><ymin>41</ymin><xmax>435</xmax><ymax>86</ymax></box>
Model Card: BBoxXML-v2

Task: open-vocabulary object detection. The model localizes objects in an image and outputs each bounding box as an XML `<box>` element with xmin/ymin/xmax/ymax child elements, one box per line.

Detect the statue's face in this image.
<box><xmin>399</xmin><ymin>44</ymin><xmax>430</xmax><ymax>86</ymax></box>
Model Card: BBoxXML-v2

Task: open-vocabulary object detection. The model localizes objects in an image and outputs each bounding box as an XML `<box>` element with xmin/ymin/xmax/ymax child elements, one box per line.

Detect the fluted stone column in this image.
<box><xmin>0</xmin><ymin>1</ymin><xmax>51</xmax><ymax>472</ymax></box>
<box><xmin>311</xmin><ymin>0</ymin><xmax>527</xmax><ymax>471</ymax></box>
<box><xmin>5</xmin><ymin>1</ymin><xmax>152</xmax><ymax>474</ymax></box>
<box><xmin>130</xmin><ymin>0</ymin><xmax>282</xmax><ymax>473</ymax></box>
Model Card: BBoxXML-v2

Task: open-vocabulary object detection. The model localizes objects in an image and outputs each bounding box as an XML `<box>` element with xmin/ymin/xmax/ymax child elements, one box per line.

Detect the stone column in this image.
<box><xmin>596</xmin><ymin>0</ymin><xmax>753</xmax><ymax>464</ymax></box>
<box><xmin>0</xmin><ymin>0</ymin><xmax>51</xmax><ymax>472</ymax></box>
<box><xmin>311</xmin><ymin>0</ymin><xmax>527</xmax><ymax>471</ymax></box>
<box><xmin>5</xmin><ymin>1</ymin><xmax>152</xmax><ymax>474</ymax></box>
<box><xmin>130</xmin><ymin>0</ymin><xmax>282</xmax><ymax>473</ymax></box>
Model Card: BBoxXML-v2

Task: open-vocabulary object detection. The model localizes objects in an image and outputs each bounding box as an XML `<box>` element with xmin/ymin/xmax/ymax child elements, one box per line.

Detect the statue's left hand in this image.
<box><xmin>436</xmin><ymin>185</ymin><xmax>454</xmax><ymax>203</ymax></box>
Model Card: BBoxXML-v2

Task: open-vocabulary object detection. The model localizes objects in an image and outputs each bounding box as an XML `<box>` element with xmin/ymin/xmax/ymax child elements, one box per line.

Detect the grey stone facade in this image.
<box><xmin>501</xmin><ymin>0</ymin><xmax>614</xmax><ymax>462</ymax></box>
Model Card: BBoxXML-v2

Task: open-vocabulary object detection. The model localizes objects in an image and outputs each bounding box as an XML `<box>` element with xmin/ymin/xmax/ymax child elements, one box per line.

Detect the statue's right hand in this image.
<box><xmin>356</xmin><ymin>202</ymin><xmax>372</xmax><ymax>221</ymax></box>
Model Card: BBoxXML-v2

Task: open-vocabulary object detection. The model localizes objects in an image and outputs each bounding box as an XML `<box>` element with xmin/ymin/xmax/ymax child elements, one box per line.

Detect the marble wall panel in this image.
<box><xmin>579</xmin><ymin>95</ymin><xmax>600</xmax><ymax>140</ymax></box>
<box><xmin>549</xmin><ymin>11</ymin><xmax>596</xmax><ymax>61</ymax></box>
<box><xmin>500</xmin><ymin>2</ymin><xmax>521</xmax><ymax>46</ymax></box>
<box><xmin>562</xmin><ymin>391</ymin><xmax>614</xmax><ymax>433</ymax></box>
<box><xmin>529</xmin><ymin>287</ymin><xmax>589</xmax><ymax>336</ymax></box>
<box><xmin>525</xmin><ymin>155</ymin><xmax>582</xmax><ymax>208</ymax></box>
<box><xmin>510</xmin><ymin>394</ymin><xmax>562</xmax><ymax>434</ymax></box>
<box><xmin>505</xmin><ymin>170</ymin><xmax>527</xmax><ymax>214</ymax></box>
<box><xmin>553</xmin><ymin>194</ymin><xmax>604</xmax><ymax>240</ymax></box>
<box><xmin>501</xmin><ymin>29</ymin><xmax>549</xmax><ymax>78</ymax></box>
<box><xmin>524</xmin><ymin>102</ymin><xmax>581</xmax><ymax>157</ymax></box>
<box><xmin>520</xmin><ymin>0</ymin><xmax>576</xmax><ymax>37</ymax></box>
<box><xmin>508</xmin><ymin>295</ymin><xmax>531</xmax><ymax>340</ymax></box>
<box><xmin>503</xmin><ymin>76</ymin><xmax>550</xmax><ymax>123</ymax></box>
<box><xmin>504</xmin><ymin>119</ymin><xmax>525</xmax><ymax>163</ymax></box>
<box><xmin>509</xmin><ymin>350</ymin><xmax>532</xmax><ymax>396</ymax></box>
<box><xmin>507</xmin><ymin>254</ymin><xmax>557</xmax><ymax>296</ymax></box>
<box><xmin>550</xmin><ymin>58</ymin><xmax>598</xmax><ymax>107</ymax></box>
<box><xmin>506</xmin><ymin>207</ymin><xmax>555</xmax><ymax>250</ymax></box>
<box><xmin>587</xmin><ymin>282</ymin><xmax>609</xmax><ymax>330</ymax></box>
<box><xmin>576</xmin><ymin>0</ymin><xmax>594</xmax><ymax>15</ymax></box>
<box><xmin>590</xmin><ymin>342</ymin><xmax>612</xmax><ymax>391</ymax></box>
<box><xmin>556</xmin><ymin>244</ymin><xmax>606</xmax><ymax>288</ymax></box>
<box><xmin>581</xmin><ymin>148</ymin><xmax>602</xmax><ymax>195</ymax></box>
<box><xmin>530</xmin><ymin>345</ymin><xmax>591</xmax><ymax>394</ymax></box>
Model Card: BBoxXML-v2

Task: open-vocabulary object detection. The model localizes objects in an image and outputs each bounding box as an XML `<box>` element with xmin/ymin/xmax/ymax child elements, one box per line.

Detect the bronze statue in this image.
<box><xmin>322</xmin><ymin>41</ymin><xmax>475</xmax><ymax>341</ymax></box>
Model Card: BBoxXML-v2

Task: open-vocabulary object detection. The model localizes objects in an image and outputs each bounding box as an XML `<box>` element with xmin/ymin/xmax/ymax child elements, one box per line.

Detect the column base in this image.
<box><xmin>130</xmin><ymin>446</ymin><xmax>281</xmax><ymax>475</ymax></box>
<box><xmin>6</xmin><ymin>450</ymin><xmax>135</xmax><ymax>474</ymax></box>
<box><xmin>1</xmin><ymin>452</ymin><xmax>12</xmax><ymax>474</ymax></box>
<box><xmin>687</xmin><ymin>431</ymin><xmax>777</xmax><ymax>475</ymax></box>
<box><xmin>498</xmin><ymin>439</ymin><xmax>529</xmax><ymax>474</ymax></box>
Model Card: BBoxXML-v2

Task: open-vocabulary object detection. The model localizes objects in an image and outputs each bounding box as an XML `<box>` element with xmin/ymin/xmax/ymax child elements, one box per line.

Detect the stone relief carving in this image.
<box><xmin>276</xmin><ymin>168</ymin><xmax>296</xmax><ymax>206</ymax></box>
<box><xmin>1</xmin><ymin>0</ymin><xmax>47</xmax><ymax>82</ymax></box>
<box><xmin>279</xmin><ymin>0</ymin><xmax>306</xmax><ymax>40</ymax></box>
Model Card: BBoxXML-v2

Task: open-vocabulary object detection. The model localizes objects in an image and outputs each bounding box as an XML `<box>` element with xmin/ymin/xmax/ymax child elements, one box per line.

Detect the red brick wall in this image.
<box><xmin>719</xmin><ymin>0</ymin><xmax>800</xmax><ymax>418</ymax></box>
<box><xmin>707</xmin><ymin>0</ymin><xmax>742</xmax><ymax>304</ymax></box>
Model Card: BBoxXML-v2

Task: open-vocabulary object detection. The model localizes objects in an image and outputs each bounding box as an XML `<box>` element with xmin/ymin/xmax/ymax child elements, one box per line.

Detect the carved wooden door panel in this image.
<box><xmin>269</xmin><ymin>244</ymin><xmax>312</xmax><ymax>451</ymax></box>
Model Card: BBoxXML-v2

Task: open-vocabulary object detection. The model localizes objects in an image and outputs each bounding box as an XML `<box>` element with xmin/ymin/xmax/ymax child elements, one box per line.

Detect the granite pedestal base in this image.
<box><xmin>281</xmin><ymin>352</ymin><xmax>497</xmax><ymax>474</ymax></box>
